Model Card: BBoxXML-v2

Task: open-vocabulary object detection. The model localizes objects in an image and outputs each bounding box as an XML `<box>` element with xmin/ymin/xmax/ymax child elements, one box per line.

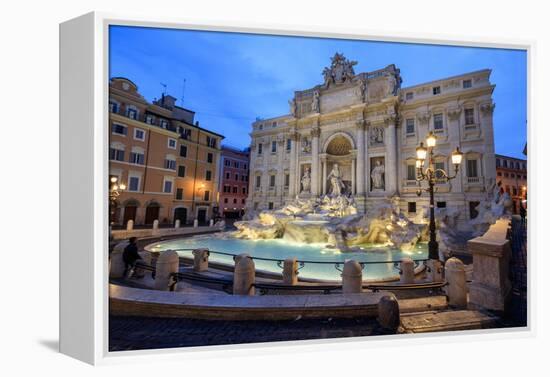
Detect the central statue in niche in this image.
<box><xmin>327</xmin><ymin>163</ymin><xmax>345</xmax><ymax>196</ymax></box>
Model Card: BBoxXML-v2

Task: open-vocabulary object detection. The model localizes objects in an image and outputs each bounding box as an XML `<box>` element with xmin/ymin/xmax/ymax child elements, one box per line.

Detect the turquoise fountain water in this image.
<box><xmin>147</xmin><ymin>234</ymin><xmax>428</xmax><ymax>281</ymax></box>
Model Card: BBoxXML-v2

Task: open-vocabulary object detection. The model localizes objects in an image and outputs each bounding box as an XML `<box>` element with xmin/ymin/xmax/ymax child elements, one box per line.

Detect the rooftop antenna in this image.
<box><xmin>180</xmin><ymin>79</ymin><xmax>187</xmax><ymax>105</ymax></box>
<box><xmin>160</xmin><ymin>82</ymin><xmax>167</xmax><ymax>96</ymax></box>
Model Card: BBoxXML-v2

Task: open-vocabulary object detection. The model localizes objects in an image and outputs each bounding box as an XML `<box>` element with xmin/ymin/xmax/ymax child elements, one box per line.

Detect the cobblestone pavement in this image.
<box><xmin>109</xmin><ymin>315</ymin><xmax>384</xmax><ymax>351</ymax></box>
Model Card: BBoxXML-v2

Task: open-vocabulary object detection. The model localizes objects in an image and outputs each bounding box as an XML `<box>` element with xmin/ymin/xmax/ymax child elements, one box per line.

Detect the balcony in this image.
<box><xmin>465</xmin><ymin>176</ymin><xmax>485</xmax><ymax>192</ymax></box>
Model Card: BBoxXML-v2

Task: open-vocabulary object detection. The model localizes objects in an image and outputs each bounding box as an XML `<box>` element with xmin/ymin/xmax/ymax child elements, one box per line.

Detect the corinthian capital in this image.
<box><xmin>446</xmin><ymin>107</ymin><xmax>462</xmax><ymax>120</ymax></box>
<box><xmin>480</xmin><ymin>102</ymin><xmax>495</xmax><ymax>116</ymax></box>
<box><xmin>311</xmin><ymin>127</ymin><xmax>321</xmax><ymax>138</ymax></box>
<box><xmin>355</xmin><ymin>119</ymin><xmax>367</xmax><ymax>130</ymax></box>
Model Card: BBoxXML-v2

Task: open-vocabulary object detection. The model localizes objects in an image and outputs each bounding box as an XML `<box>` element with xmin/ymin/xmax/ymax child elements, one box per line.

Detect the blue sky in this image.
<box><xmin>109</xmin><ymin>26</ymin><xmax>527</xmax><ymax>158</ymax></box>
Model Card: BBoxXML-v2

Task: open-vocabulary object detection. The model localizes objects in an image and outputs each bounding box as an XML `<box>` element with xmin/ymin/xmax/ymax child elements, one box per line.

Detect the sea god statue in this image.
<box><xmin>327</xmin><ymin>164</ymin><xmax>345</xmax><ymax>196</ymax></box>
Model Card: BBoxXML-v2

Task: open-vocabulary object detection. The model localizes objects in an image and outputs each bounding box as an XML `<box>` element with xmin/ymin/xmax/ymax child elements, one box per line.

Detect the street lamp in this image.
<box><xmin>109</xmin><ymin>176</ymin><xmax>126</xmax><ymax>225</ymax></box>
<box><xmin>415</xmin><ymin>131</ymin><xmax>463</xmax><ymax>262</ymax></box>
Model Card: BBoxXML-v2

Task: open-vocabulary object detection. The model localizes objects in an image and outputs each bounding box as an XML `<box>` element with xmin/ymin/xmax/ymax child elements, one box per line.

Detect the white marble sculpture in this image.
<box><xmin>327</xmin><ymin>163</ymin><xmax>345</xmax><ymax>196</ymax></box>
<box><xmin>371</xmin><ymin>160</ymin><xmax>385</xmax><ymax>190</ymax></box>
<box><xmin>301</xmin><ymin>168</ymin><xmax>311</xmax><ymax>193</ymax></box>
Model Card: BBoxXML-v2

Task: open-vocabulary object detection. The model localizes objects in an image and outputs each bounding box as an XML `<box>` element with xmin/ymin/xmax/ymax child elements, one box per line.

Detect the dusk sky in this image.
<box><xmin>109</xmin><ymin>26</ymin><xmax>527</xmax><ymax>158</ymax></box>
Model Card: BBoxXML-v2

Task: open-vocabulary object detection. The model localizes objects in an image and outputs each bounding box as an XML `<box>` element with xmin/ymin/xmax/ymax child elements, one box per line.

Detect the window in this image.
<box><xmin>432</xmin><ymin>86</ymin><xmax>441</xmax><ymax>95</ymax></box>
<box><xmin>433</xmin><ymin>113</ymin><xmax>444</xmax><ymax>130</ymax></box>
<box><xmin>164</xmin><ymin>158</ymin><xmax>176</xmax><ymax>170</ymax></box>
<box><xmin>241</xmin><ymin>175</ymin><xmax>246</xmax><ymax>182</ymax></box>
<box><xmin>435</xmin><ymin>162</ymin><xmax>445</xmax><ymax>179</ymax></box>
<box><xmin>109</xmin><ymin>147</ymin><xmax>124</xmax><ymax>161</ymax></box>
<box><xmin>464</xmin><ymin>108</ymin><xmax>475</xmax><ymax>125</ymax></box>
<box><xmin>204</xmin><ymin>190</ymin><xmax>210</xmax><ymax>201</ymax></box>
<box><xmin>159</xmin><ymin>119</ymin><xmax>169</xmax><ymax>129</ymax></box>
<box><xmin>178</xmin><ymin>165</ymin><xmax>186</xmax><ymax>177</ymax></box>
<box><xmin>223</xmin><ymin>185</ymin><xmax>230</xmax><ymax>193</ymax></box>
<box><xmin>179</xmin><ymin>145</ymin><xmax>187</xmax><ymax>158</ymax></box>
<box><xmin>244</xmin><ymin>163</ymin><xmax>248</xmax><ymax>170</ymax></box>
<box><xmin>463</xmin><ymin>79</ymin><xmax>472</xmax><ymax>88</ymax></box>
<box><xmin>109</xmin><ymin>101</ymin><xmax>119</xmax><ymax>113</ymax></box>
<box><xmin>111</xmin><ymin>123</ymin><xmax>127</xmax><ymax>136</ymax></box>
<box><xmin>181</xmin><ymin>128</ymin><xmax>191</xmax><ymax>140</ymax></box>
<box><xmin>130</xmin><ymin>151</ymin><xmax>145</xmax><ymax>165</ymax></box>
<box><xmin>503</xmin><ymin>160</ymin><xmax>508</xmax><ymax>168</ymax></box>
<box><xmin>284</xmin><ymin>174</ymin><xmax>290</xmax><ymax>187</ymax></box>
<box><xmin>408</xmin><ymin>202</ymin><xmax>416</xmax><ymax>213</ymax></box>
<box><xmin>233</xmin><ymin>198</ymin><xmax>237</xmax><ymax>204</ymax></box>
<box><xmin>235</xmin><ymin>173</ymin><xmax>239</xmax><ymax>181</ymax></box>
<box><xmin>497</xmin><ymin>172</ymin><xmax>502</xmax><ymax>176</ymax></box>
<box><xmin>268</xmin><ymin>202</ymin><xmax>274</xmax><ymax>210</ymax></box>
<box><xmin>163</xmin><ymin>180</ymin><xmax>173</xmax><ymax>193</ymax></box>
<box><xmin>225</xmin><ymin>159</ymin><xmax>231</xmax><ymax>166</ymax></box>
<box><xmin>134</xmin><ymin>128</ymin><xmax>145</xmax><ymax>141</ymax></box>
<box><xmin>512</xmin><ymin>187</ymin><xmax>518</xmax><ymax>196</ymax></box>
<box><xmin>242</xmin><ymin>187</ymin><xmax>246</xmax><ymax>194</ymax></box>
<box><xmin>145</xmin><ymin>114</ymin><xmax>154</xmax><ymax>125</ymax></box>
<box><xmin>406</xmin><ymin>118</ymin><xmax>415</xmax><ymax>134</ymax></box>
<box><xmin>207</xmin><ymin>153</ymin><xmax>213</xmax><ymax>163</ymax></box>
<box><xmin>176</xmin><ymin>188</ymin><xmax>183</xmax><ymax>200</ymax></box>
<box><xmin>269</xmin><ymin>175</ymin><xmax>276</xmax><ymax>187</ymax></box>
<box><xmin>272</xmin><ymin>121</ymin><xmax>277</xmax><ymax>128</ymax></box>
<box><xmin>205</xmin><ymin>170</ymin><xmax>212</xmax><ymax>181</ymax></box>
<box><xmin>496</xmin><ymin>158</ymin><xmax>501</xmax><ymax>168</ymax></box>
<box><xmin>167</xmin><ymin>138</ymin><xmax>177</xmax><ymax>149</ymax></box>
<box><xmin>225</xmin><ymin>172</ymin><xmax>230</xmax><ymax>180</ymax></box>
<box><xmin>436</xmin><ymin>201</ymin><xmax>447</xmax><ymax>208</ymax></box>
<box><xmin>234</xmin><ymin>161</ymin><xmax>239</xmax><ymax>168</ymax></box>
<box><xmin>255</xmin><ymin>175</ymin><xmax>261</xmax><ymax>188</ymax></box>
<box><xmin>405</xmin><ymin>92</ymin><xmax>414</xmax><ymax>100</ymax></box>
<box><xmin>232</xmin><ymin>186</ymin><xmax>238</xmax><ymax>193</ymax></box>
<box><xmin>467</xmin><ymin>159</ymin><xmax>478</xmax><ymax>177</ymax></box>
<box><xmin>224</xmin><ymin>198</ymin><xmax>228</xmax><ymax>204</ymax></box>
<box><xmin>271</xmin><ymin>141</ymin><xmax>277</xmax><ymax>153</ymax></box>
<box><xmin>128</xmin><ymin>176</ymin><xmax>140</xmax><ymax>192</ymax></box>
<box><xmin>242</xmin><ymin>199</ymin><xmax>245</xmax><ymax>204</ymax></box>
<box><xmin>511</xmin><ymin>173</ymin><xmax>515</xmax><ymax>178</ymax></box>
<box><xmin>126</xmin><ymin>107</ymin><xmax>137</xmax><ymax>120</ymax></box>
<box><xmin>257</xmin><ymin>143</ymin><xmax>263</xmax><ymax>155</ymax></box>
<box><xmin>407</xmin><ymin>164</ymin><xmax>416</xmax><ymax>180</ymax></box>
<box><xmin>286</xmin><ymin>139</ymin><xmax>291</xmax><ymax>151</ymax></box>
<box><xmin>206</xmin><ymin>136</ymin><xmax>217</xmax><ymax>148</ymax></box>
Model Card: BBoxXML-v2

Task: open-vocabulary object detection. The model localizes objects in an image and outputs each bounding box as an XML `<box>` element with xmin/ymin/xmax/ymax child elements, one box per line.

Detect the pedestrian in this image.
<box><xmin>519</xmin><ymin>202</ymin><xmax>527</xmax><ymax>225</ymax></box>
<box><xmin>123</xmin><ymin>237</ymin><xmax>142</xmax><ymax>278</ymax></box>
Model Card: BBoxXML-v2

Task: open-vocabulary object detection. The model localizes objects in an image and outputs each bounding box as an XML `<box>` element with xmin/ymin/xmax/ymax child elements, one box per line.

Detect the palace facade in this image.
<box><xmin>247</xmin><ymin>54</ymin><xmax>497</xmax><ymax>224</ymax></box>
<box><xmin>496</xmin><ymin>154</ymin><xmax>527</xmax><ymax>214</ymax></box>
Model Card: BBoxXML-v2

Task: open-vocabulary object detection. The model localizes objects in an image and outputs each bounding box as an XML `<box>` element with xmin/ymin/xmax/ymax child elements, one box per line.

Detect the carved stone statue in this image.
<box><xmin>370</xmin><ymin>127</ymin><xmax>384</xmax><ymax>145</ymax></box>
<box><xmin>359</xmin><ymin>78</ymin><xmax>367</xmax><ymax>102</ymax></box>
<box><xmin>371</xmin><ymin>160</ymin><xmax>385</xmax><ymax>190</ymax></box>
<box><xmin>312</xmin><ymin>90</ymin><xmax>320</xmax><ymax>112</ymax></box>
<box><xmin>322</xmin><ymin>53</ymin><xmax>358</xmax><ymax>88</ymax></box>
<box><xmin>301</xmin><ymin>168</ymin><xmax>311</xmax><ymax>193</ymax></box>
<box><xmin>301</xmin><ymin>137</ymin><xmax>311</xmax><ymax>153</ymax></box>
<box><xmin>327</xmin><ymin>163</ymin><xmax>345</xmax><ymax>196</ymax></box>
<box><xmin>288</xmin><ymin>98</ymin><xmax>296</xmax><ymax>117</ymax></box>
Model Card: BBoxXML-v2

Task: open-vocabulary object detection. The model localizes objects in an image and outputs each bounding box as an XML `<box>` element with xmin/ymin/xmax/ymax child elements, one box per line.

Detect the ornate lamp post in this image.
<box><xmin>109</xmin><ymin>176</ymin><xmax>126</xmax><ymax>225</ymax></box>
<box><xmin>415</xmin><ymin>131</ymin><xmax>463</xmax><ymax>261</ymax></box>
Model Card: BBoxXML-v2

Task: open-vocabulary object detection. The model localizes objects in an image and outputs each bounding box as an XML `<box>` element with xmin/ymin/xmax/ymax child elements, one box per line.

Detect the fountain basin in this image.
<box><xmin>145</xmin><ymin>235</ymin><xmax>428</xmax><ymax>281</ymax></box>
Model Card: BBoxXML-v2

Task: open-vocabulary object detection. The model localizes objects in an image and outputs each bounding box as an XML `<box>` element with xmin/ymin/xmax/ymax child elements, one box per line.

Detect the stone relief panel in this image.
<box><xmin>369</xmin><ymin>126</ymin><xmax>384</xmax><ymax>146</ymax></box>
<box><xmin>320</xmin><ymin>86</ymin><xmax>362</xmax><ymax>113</ymax></box>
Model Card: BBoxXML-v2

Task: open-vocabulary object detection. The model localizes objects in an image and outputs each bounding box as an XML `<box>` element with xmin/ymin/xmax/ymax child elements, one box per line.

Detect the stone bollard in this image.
<box><xmin>342</xmin><ymin>260</ymin><xmax>363</xmax><ymax>293</ymax></box>
<box><xmin>282</xmin><ymin>258</ymin><xmax>298</xmax><ymax>285</ymax></box>
<box><xmin>445</xmin><ymin>257</ymin><xmax>467</xmax><ymax>308</ymax></box>
<box><xmin>192</xmin><ymin>248</ymin><xmax>209</xmax><ymax>272</ymax></box>
<box><xmin>193</xmin><ymin>219</ymin><xmax>199</xmax><ymax>228</ymax></box>
<box><xmin>126</xmin><ymin>219</ymin><xmax>134</xmax><ymax>231</ymax></box>
<box><xmin>209</xmin><ymin>219</ymin><xmax>214</xmax><ymax>227</ymax></box>
<box><xmin>233</xmin><ymin>253</ymin><xmax>255</xmax><ymax>295</ymax></box>
<box><xmin>154</xmin><ymin>250</ymin><xmax>180</xmax><ymax>291</ymax></box>
<box><xmin>153</xmin><ymin>219</ymin><xmax>159</xmax><ymax>229</ymax></box>
<box><xmin>109</xmin><ymin>241</ymin><xmax>129</xmax><ymax>278</ymax></box>
<box><xmin>427</xmin><ymin>259</ymin><xmax>444</xmax><ymax>283</ymax></box>
<box><xmin>400</xmin><ymin>257</ymin><xmax>415</xmax><ymax>284</ymax></box>
<box><xmin>377</xmin><ymin>294</ymin><xmax>401</xmax><ymax>332</ymax></box>
<box><xmin>134</xmin><ymin>251</ymin><xmax>153</xmax><ymax>279</ymax></box>
<box><xmin>174</xmin><ymin>219</ymin><xmax>180</xmax><ymax>229</ymax></box>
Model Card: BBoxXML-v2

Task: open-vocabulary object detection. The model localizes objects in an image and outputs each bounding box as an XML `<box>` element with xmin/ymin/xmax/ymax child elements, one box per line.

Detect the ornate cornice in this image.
<box><xmin>480</xmin><ymin>102</ymin><xmax>495</xmax><ymax>116</ymax></box>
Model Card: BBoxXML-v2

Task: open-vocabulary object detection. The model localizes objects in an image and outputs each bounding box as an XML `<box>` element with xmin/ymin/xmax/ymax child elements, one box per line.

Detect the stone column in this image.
<box><xmin>277</xmin><ymin>138</ymin><xmax>285</xmax><ymax>200</ymax></box>
<box><xmin>400</xmin><ymin>257</ymin><xmax>415</xmax><ymax>284</ymax></box>
<box><xmin>355</xmin><ymin>120</ymin><xmax>366</xmax><ymax>195</ymax></box>
<box><xmin>288</xmin><ymin>132</ymin><xmax>298</xmax><ymax>198</ymax></box>
<box><xmin>351</xmin><ymin>158</ymin><xmax>356</xmax><ymax>195</ymax></box>
<box><xmin>282</xmin><ymin>258</ymin><xmax>298</xmax><ymax>285</ymax></box>
<box><xmin>385</xmin><ymin>116</ymin><xmax>398</xmax><ymax>195</ymax></box>
<box><xmin>233</xmin><ymin>253</ymin><xmax>255</xmax><ymax>295</ymax></box>
<box><xmin>322</xmin><ymin>158</ymin><xmax>327</xmax><ymax>195</ymax></box>
<box><xmin>109</xmin><ymin>241</ymin><xmax>129</xmax><ymax>278</ymax></box>
<box><xmin>192</xmin><ymin>248</ymin><xmax>209</xmax><ymax>272</ymax></box>
<box><xmin>311</xmin><ymin>127</ymin><xmax>320</xmax><ymax>196</ymax></box>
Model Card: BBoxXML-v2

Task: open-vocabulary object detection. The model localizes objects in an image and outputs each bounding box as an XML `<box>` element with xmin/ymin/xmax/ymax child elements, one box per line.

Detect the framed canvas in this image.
<box><xmin>60</xmin><ymin>12</ymin><xmax>532</xmax><ymax>365</ymax></box>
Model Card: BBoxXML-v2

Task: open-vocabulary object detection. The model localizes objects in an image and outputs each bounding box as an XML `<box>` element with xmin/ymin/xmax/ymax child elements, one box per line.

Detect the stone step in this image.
<box><xmin>400</xmin><ymin>310</ymin><xmax>497</xmax><ymax>333</ymax></box>
<box><xmin>398</xmin><ymin>295</ymin><xmax>448</xmax><ymax>314</ymax></box>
